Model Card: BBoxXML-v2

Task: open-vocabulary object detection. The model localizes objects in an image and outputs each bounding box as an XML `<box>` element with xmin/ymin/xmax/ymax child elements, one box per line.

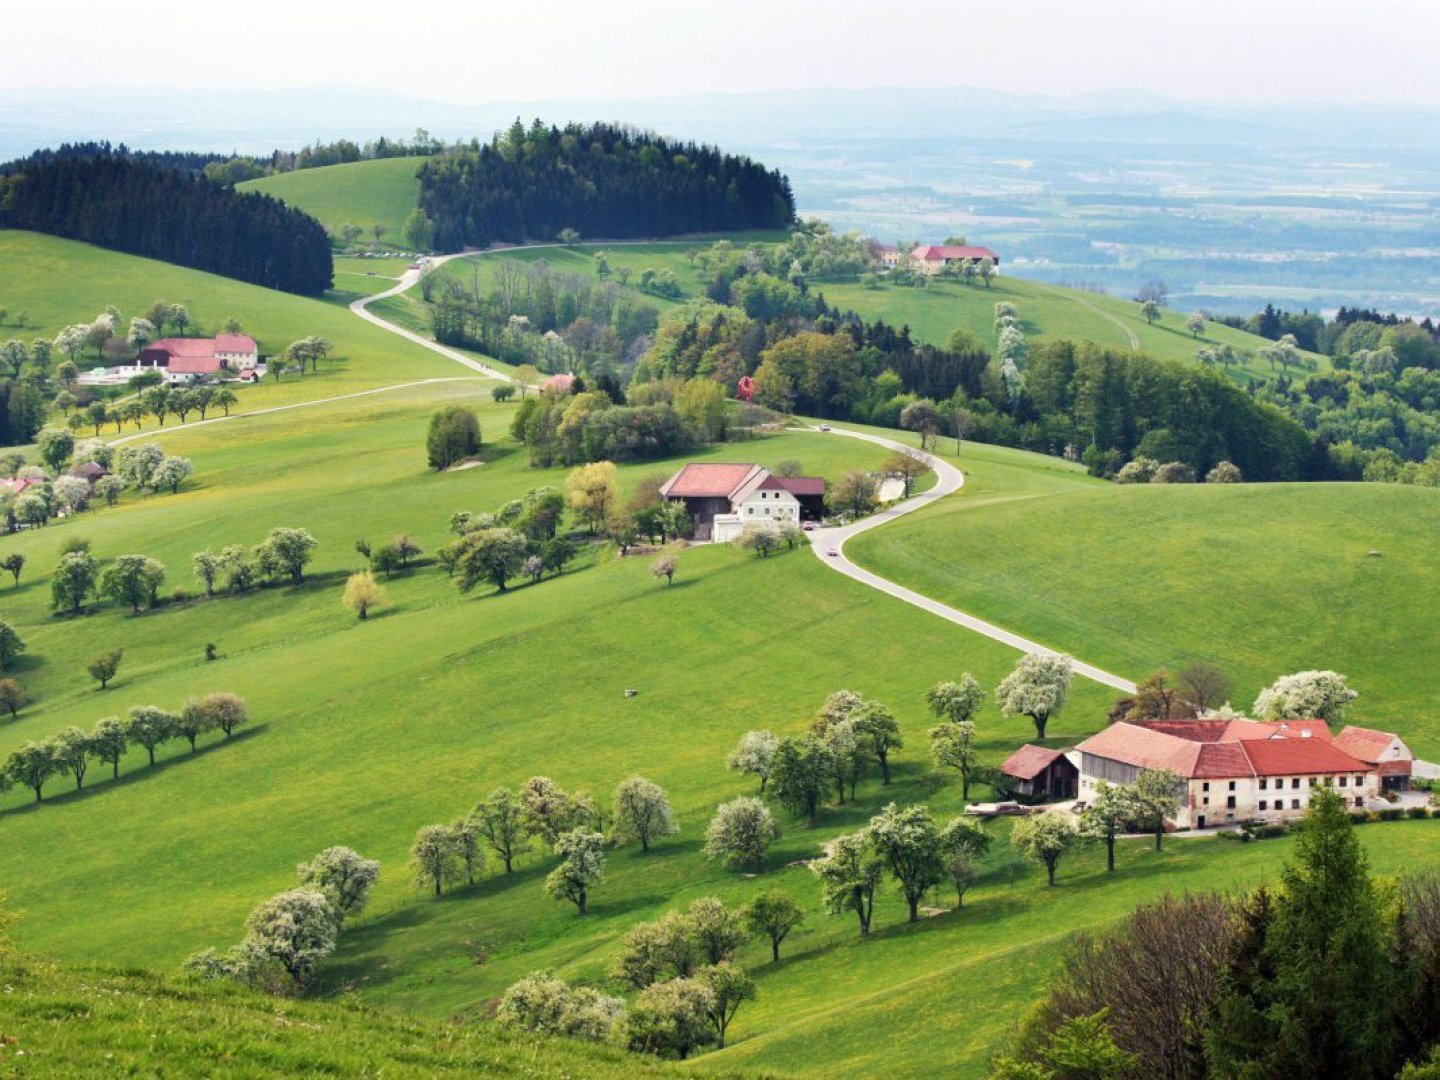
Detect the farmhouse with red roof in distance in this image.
<box><xmin>1067</xmin><ymin>716</ymin><xmax>1415</xmax><ymax>829</ymax></box>
<box><xmin>134</xmin><ymin>334</ymin><xmax>259</xmax><ymax>384</ymax></box>
<box><xmin>660</xmin><ymin>463</ymin><xmax>825</xmax><ymax>541</ymax></box>
<box><xmin>876</xmin><ymin>243</ymin><xmax>1001</xmax><ymax>276</ymax></box>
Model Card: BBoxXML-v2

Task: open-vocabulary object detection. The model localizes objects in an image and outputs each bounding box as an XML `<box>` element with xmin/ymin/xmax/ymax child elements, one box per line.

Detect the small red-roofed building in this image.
<box><xmin>136</xmin><ymin>335</ymin><xmax>258</xmax><ymax>383</ymax></box>
<box><xmin>1001</xmin><ymin>744</ymin><xmax>1079</xmax><ymax>800</ymax></box>
<box><xmin>1334</xmin><ymin>725</ymin><xmax>1414</xmax><ymax>791</ymax></box>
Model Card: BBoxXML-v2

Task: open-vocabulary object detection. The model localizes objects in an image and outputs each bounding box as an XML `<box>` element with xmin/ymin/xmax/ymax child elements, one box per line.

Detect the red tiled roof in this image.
<box><xmin>775</xmin><ymin>476</ymin><xmax>826</xmax><ymax>496</ymax></box>
<box><xmin>146</xmin><ymin>337</ymin><xmax>218</xmax><ymax>359</ymax></box>
<box><xmin>1333</xmin><ymin>726</ymin><xmax>1405</xmax><ymax>763</ymax></box>
<box><xmin>1193</xmin><ymin>743</ymin><xmax>1255</xmax><ymax>779</ymax></box>
<box><xmin>1260</xmin><ymin>720</ymin><xmax>1334</xmax><ymax>741</ymax></box>
<box><xmin>1076</xmin><ymin>722</ymin><xmax>1203</xmax><ymax>775</ymax></box>
<box><xmin>912</xmin><ymin>245</ymin><xmax>999</xmax><ymax>262</ymax></box>
<box><xmin>1</xmin><ymin>477</ymin><xmax>42</xmax><ymax>495</ymax></box>
<box><xmin>1237</xmin><ymin>738</ymin><xmax>1368</xmax><ymax>777</ymax></box>
<box><xmin>1134</xmin><ymin>719</ymin><xmax>1232</xmax><ymax>743</ymax></box>
<box><xmin>167</xmin><ymin>355</ymin><xmax>222</xmax><ymax>375</ymax></box>
<box><xmin>1002</xmin><ymin>744</ymin><xmax>1066</xmax><ymax>781</ymax></box>
<box><xmin>214</xmin><ymin>333</ymin><xmax>256</xmax><ymax>354</ymax></box>
<box><xmin>661</xmin><ymin>463</ymin><xmax>762</xmax><ymax>499</ymax></box>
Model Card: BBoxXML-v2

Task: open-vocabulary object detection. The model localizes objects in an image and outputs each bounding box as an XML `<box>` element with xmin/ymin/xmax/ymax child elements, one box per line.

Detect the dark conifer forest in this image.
<box><xmin>417</xmin><ymin>121</ymin><xmax>795</xmax><ymax>250</ymax></box>
<box><xmin>0</xmin><ymin>151</ymin><xmax>333</xmax><ymax>295</ymax></box>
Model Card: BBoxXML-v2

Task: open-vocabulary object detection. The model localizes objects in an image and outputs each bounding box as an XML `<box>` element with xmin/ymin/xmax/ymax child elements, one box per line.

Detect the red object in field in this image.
<box><xmin>736</xmin><ymin>375</ymin><xmax>755</xmax><ymax>401</ymax></box>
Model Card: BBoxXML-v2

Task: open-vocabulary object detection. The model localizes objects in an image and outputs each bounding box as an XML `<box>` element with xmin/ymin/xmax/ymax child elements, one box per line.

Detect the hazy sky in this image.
<box><xmin>10</xmin><ymin>0</ymin><xmax>1440</xmax><ymax>105</ymax></box>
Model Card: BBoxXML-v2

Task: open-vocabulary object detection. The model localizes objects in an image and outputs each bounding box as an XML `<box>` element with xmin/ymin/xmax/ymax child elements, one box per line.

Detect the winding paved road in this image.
<box><xmin>346</xmin><ymin>246</ymin><xmax>1137</xmax><ymax>694</ymax></box>
<box><xmin>805</xmin><ymin>427</ymin><xmax>1136</xmax><ymax>693</ymax></box>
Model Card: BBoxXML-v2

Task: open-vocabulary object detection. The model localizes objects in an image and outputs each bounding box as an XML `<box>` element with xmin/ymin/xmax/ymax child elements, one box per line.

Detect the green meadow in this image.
<box><xmin>238</xmin><ymin>156</ymin><xmax>426</xmax><ymax>241</ymax></box>
<box><xmin>0</xmin><ymin>225</ymin><xmax>1433</xmax><ymax>1078</ymax></box>
<box><xmin>846</xmin><ymin>427</ymin><xmax>1440</xmax><ymax>755</ymax></box>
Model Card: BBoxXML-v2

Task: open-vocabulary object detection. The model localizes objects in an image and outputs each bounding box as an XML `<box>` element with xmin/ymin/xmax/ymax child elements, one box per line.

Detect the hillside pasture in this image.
<box><xmin>238</xmin><ymin>157</ymin><xmax>425</xmax><ymax>242</ymax></box>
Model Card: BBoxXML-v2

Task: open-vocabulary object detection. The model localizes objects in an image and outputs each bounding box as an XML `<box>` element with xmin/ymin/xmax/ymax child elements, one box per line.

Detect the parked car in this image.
<box><xmin>802</xmin><ymin>521</ymin><xmax>817</xmax><ymax>532</ymax></box>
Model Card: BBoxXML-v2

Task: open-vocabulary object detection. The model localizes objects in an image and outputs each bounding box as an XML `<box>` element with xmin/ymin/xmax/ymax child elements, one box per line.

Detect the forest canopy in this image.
<box><xmin>0</xmin><ymin>151</ymin><xmax>333</xmax><ymax>296</ymax></box>
<box><xmin>417</xmin><ymin>121</ymin><xmax>795</xmax><ymax>250</ymax></box>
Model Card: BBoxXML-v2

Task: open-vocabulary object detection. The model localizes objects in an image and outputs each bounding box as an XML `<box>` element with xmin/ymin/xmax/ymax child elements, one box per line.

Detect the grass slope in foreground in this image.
<box><xmin>845</xmin><ymin>427</ymin><xmax>1440</xmax><ymax>754</ymax></box>
<box><xmin>1</xmin><ymin>953</ymin><xmax>684</xmax><ymax>1079</ymax></box>
<box><xmin>0</xmin><ymin>230</ymin><xmax>457</xmax><ymax>408</ymax></box>
<box><xmin>237</xmin><ymin>157</ymin><xmax>426</xmax><ymax>244</ymax></box>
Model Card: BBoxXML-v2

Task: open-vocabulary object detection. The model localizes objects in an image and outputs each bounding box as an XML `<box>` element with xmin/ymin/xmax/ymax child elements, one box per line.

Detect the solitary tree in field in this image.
<box><xmin>1178</xmin><ymin>661</ymin><xmax>1231</xmax><ymax>713</ymax></box>
<box><xmin>704</xmin><ymin>796</ymin><xmax>781</xmax><ymax>871</ymax></box>
<box><xmin>557</xmin><ymin>228</ymin><xmax>581</xmax><ymax>248</ymax></box>
<box><xmin>995</xmin><ymin>653</ymin><xmax>1073</xmax><ymax>739</ymax></box>
<box><xmin>1186</xmin><ymin>312</ymin><xmax>1207</xmax><ymax>338</ymax></box>
<box><xmin>546</xmin><ymin>828</ymin><xmax>606</xmax><ymax>915</ymax></box>
<box><xmin>611</xmin><ymin>776</ymin><xmax>680</xmax><ymax>852</ymax></box>
<box><xmin>938</xmin><ymin>816</ymin><xmax>992</xmax><ymax>908</ymax></box>
<box><xmin>426</xmin><ymin>405</ymin><xmax>482</xmax><ymax>470</ymax></box>
<box><xmin>87</xmin><ymin>648</ymin><xmax>124</xmax><ymax>690</ymax></box>
<box><xmin>742</xmin><ymin>890</ymin><xmax>805</xmax><ymax>962</ymax></box>
<box><xmin>472</xmin><ymin>787</ymin><xmax>531</xmax><ymax>873</ymax></box>
<box><xmin>1011</xmin><ymin>812</ymin><xmax>1078</xmax><ymax>886</ymax></box>
<box><xmin>883</xmin><ymin>450</ymin><xmax>928</xmax><ymax>496</ymax></box>
<box><xmin>90</xmin><ymin>716</ymin><xmax>128</xmax><ymax>779</ymax></box>
<box><xmin>411</xmin><ymin>824</ymin><xmax>462</xmax><ymax>897</ymax></box>
<box><xmin>370</xmin><ymin>223</ymin><xmax>387</xmax><ymax>248</ymax></box>
<box><xmin>343</xmin><ymin>571</ymin><xmax>384</xmax><ymax>620</ymax></box>
<box><xmin>1140</xmin><ymin>299</ymin><xmax>1161</xmax><ymax>325</ymax></box>
<box><xmin>2</xmin><ymin>553</ymin><xmax>24</xmax><ymax>587</ymax></box>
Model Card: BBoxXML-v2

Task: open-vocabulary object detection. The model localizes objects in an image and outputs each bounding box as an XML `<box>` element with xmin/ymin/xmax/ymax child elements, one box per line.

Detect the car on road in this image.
<box><xmin>802</xmin><ymin>521</ymin><xmax>817</xmax><ymax>532</ymax></box>
<box><xmin>826</xmin><ymin>548</ymin><xmax>839</xmax><ymax>557</ymax></box>
<box><xmin>818</xmin><ymin>424</ymin><xmax>831</xmax><ymax>431</ymax></box>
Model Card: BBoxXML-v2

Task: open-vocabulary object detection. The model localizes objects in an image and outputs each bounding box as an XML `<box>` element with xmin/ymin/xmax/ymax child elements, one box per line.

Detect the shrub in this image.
<box><xmin>1406</xmin><ymin>806</ymin><xmax>1430</xmax><ymax>821</ymax></box>
<box><xmin>426</xmin><ymin>405</ymin><xmax>481</xmax><ymax>470</ymax></box>
<box><xmin>1152</xmin><ymin>461</ymin><xmax>1196</xmax><ymax>483</ymax></box>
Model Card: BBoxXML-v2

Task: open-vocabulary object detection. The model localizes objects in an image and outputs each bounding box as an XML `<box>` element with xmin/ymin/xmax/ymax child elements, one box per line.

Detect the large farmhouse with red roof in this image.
<box><xmin>135</xmin><ymin>334</ymin><xmax>258</xmax><ymax>383</ymax></box>
<box><xmin>910</xmin><ymin>244</ymin><xmax>1000</xmax><ymax>275</ymax></box>
<box><xmin>1069</xmin><ymin>717</ymin><xmax>1414</xmax><ymax>829</ymax></box>
<box><xmin>659</xmin><ymin>463</ymin><xmax>826</xmax><ymax>541</ymax></box>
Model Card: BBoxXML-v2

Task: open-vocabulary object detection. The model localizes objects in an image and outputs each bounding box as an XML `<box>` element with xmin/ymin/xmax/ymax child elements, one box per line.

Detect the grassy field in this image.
<box><xmin>846</xmin><ymin>429</ymin><xmax>1440</xmax><ymax>755</ymax></box>
<box><xmin>238</xmin><ymin>157</ymin><xmax>426</xmax><ymax>242</ymax></box>
<box><xmin>0</xmin><ymin>228</ymin><xmax>1432</xmax><ymax>1078</ymax></box>
<box><xmin>0</xmin><ymin>231</ymin><xmax>458</xmax><ymax>411</ymax></box>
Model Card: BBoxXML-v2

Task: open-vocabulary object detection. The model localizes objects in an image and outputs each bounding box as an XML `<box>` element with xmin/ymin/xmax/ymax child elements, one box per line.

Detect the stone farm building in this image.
<box><xmin>135</xmin><ymin>334</ymin><xmax>259</xmax><ymax>383</ymax></box>
<box><xmin>659</xmin><ymin>463</ymin><xmax>825</xmax><ymax>541</ymax></box>
<box><xmin>1073</xmin><ymin>717</ymin><xmax>1415</xmax><ymax>829</ymax></box>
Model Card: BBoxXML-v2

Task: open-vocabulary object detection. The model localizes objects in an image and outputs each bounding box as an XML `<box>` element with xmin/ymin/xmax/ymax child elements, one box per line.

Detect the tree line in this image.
<box><xmin>0</xmin><ymin>152</ymin><xmax>333</xmax><ymax>295</ymax></box>
<box><xmin>417</xmin><ymin>120</ymin><xmax>795</xmax><ymax>250</ymax></box>
<box><xmin>1</xmin><ymin>693</ymin><xmax>249</xmax><ymax>806</ymax></box>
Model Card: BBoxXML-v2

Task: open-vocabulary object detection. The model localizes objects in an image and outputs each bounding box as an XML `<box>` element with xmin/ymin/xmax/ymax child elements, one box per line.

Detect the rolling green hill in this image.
<box><xmin>238</xmin><ymin>157</ymin><xmax>425</xmax><ymax>244</ymax></box>
<box><xmin>0</xmin><ymin>230</ymin><xmax>454</xmax><ymax>408</ymax></box>
<box><xmin>0</xmin><ymin>228</ymin><xmax>1432</xmax><ymax>1079</ymax></box>
<box><xmin>847</xmin><ymin>427</ymin><xmax>1440</xmax><ymax>755</ymax></box>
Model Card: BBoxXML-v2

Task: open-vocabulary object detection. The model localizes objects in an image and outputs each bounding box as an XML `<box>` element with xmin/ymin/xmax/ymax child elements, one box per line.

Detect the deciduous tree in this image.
<box><xmin>868</xmin><ymin>802</ymin><xmax>945</xmax><ymax>922</ymax></box>
<box><xmin>996</xmin><ymin>653</ymin><xmax>1074</xmax><ymax>739</ymax></box>
<box><xmin>1079</xmin><ymin>781</ymin><xmax>1138</xmax><ymax>872</ymax></box>
<box><xmin>626</xmin><ymin>977</ymin><xmax>716</xmax><ymax>1060</ymax></box>
<box><xmin>51</xmin><ymin>550</ymin><xmax>98</xmax><ymax>614</ymax></box>
<box><xmin>705</xmin><ymin>796</ymin><xmax>780</xmax><ymax>871</ymax></box>
<box><xmin>125</xmin><ymin>705</ymin><xmax>176</xmax><ymax>765</ymax></box>
<box><xmin>697</xmin><ymin>962</ymin><xmax>756</xmax><ymax>1049</ymax></box>
<box><xmin>241</xmin><ymin>888</ymin><xmax>338</xmax><ymax>990</ymax></box>
<box><xmin>938</xmin><ymin>816</ymin><xmax>992</xmax><ymax>907</ymax></box>
<box><xmin>546</xmin><ymin>828</ymin><xmax>606</xmax><ymax>915</ymax></box>
<box><xmin>52</xmin><ymin>726</ymin><xmax>94</xmax><ymax>790</ymax></box>
<box><xmin>1011</xmin><ymin>812</ymin><xmax>1078</xmax><ymax>886</ymax></box>
<box><xmin>426</xmin><ymin>405</ymin><xmax>482</xmax><ymax>470</ymax></box>
<box><xmin>411</xmin><ymin>824</ymin><xmax>462</xmax><ymax>897</ymax></box>
<box><xmin>812</xmin><ymin>829</ymin><xmax>884</xmax><ymax>936</ymax></box>
<box><xmin>1253</xmin><ymin>670</ymin><xmax>1357</xmax><ymax>723</ymax></box>
<box><xmin>472</xmin><ymin>787</ymin><xmax>531</xmax><ymax>873</ymax></box>
<box><xmin>727</xmin><ymin>729</ymin><xmax>778</xmax><ymax>793</ymax></box>
<box><xmin>611</xmin><ymin>776</ymin><xmax>679</xmax><ymax>852</ymax></box>
<box><xmin>5</xmin><ymin>739</ymin><xmax>58</xmax><ymax>801</ymax></box>
<box><xmin>87</xmin><ymin>648</ymin><xmax>124</xmax><ymax>690</ymax></box>
<box><xmin>90</xmin><ymin>716</ymin><xmax>128</xmax><ymax>779</ymax></box>
<box><xmin>0</xmin><ymin>618</ymin><xmax>25</xmax><ymax>669</ymax></box>
<box><xmin>742</xmin><ymin>889</ymin><xmax>805</xmax><ymax>962</ymax></box>
<box><xmin>99</xmin><ymin>554</ymin><xmax>166</xmax><ymax>613</ymax></box>
<box><xmin>342</xmin><ymin>570</ymin><xmax>383</xmax><ymax>620</ymax></box>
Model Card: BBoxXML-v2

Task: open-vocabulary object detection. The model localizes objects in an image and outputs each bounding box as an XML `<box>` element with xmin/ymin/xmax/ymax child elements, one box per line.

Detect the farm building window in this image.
<box><xmin>1291</xmin><ymin>799</ymin><xmax>1300</xmax><ymax>809</ymax></box>
<box><xmin>1339</xmin><ymin>777</ymin><xmax>1347</xmax><ymax>787</ymax></box>
<box><xmin>1259</xmin><ymin>800</ymin><xmax>1268</xmax><ymax>811</ymax></box>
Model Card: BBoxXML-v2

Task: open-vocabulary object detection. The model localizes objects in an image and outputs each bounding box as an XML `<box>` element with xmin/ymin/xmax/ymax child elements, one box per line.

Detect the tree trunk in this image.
<box><xmin>1046</xmin><ymin>860</ymin><xmax>1057</xmax><ymax>886</ymax></box>
<box><xmin>112</xmin><ymin>761</ymin><xmax>119</xmax><ymax>779</ymax></box>
<box><xmin>503</xmin><ymin>855</ymin><xmax>513</xmax><ymax>873</ymax></box>
<box><xmin>1107</xmin><ymin>837</ymin><xmax>1115</xmax><ymax>872</ymax></box>
<box><xmin>961</xmin><ymin>770</ymin><xmax>970</xmax><ymax>800</ymax></box>
<box><xmin>908</xmin><ymin>895</ymin><xmax>920</xmax><ymax>922</ymax></box>
<box><xmin>32</xmin><ymin>785</ymin><xmax>42</xmax><ymax>802</ymax></box>
<box><xmin>147</xmin><ymin>746</ymin><xmax>155</xmax><ymax>765</ymax></box>
<box><xmin>880</xmin><ymin>753</ymin><xmax>891</xmax><ymax>784</ymax></box>
<box><xmin>433</xmin><ymin>874</ymin><xmax>442</xmax><ymax>897</ymax></box>
<box><xmin>577</xmin><ymin>889</ymin><xmax>587</xmax><ymax>915</ymax></box>
<box><xmin>1033</xmin><ymin>713</ymin><xmax>1048</xmax><ymax>740</ymax></box>
<box><xmin>771</xmin><ymin>939</ymin><xmax>781</xmax><ymax>962</ymax></box>
<box><xmin>1154</xmin><ymin>824</ymin><xmax>1163</xmax><ymax>851</ymax></box>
